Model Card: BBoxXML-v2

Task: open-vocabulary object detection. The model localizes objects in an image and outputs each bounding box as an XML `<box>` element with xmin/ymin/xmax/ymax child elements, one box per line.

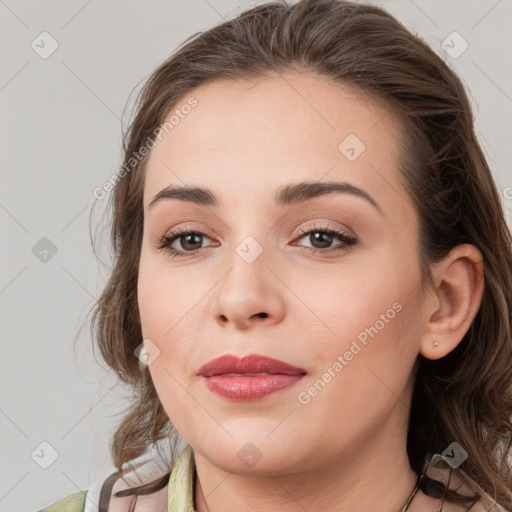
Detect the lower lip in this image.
<box><xmin>202</xmin><ymin>374</ymin><xmax>305</xmax><ymax>400</ymax></box>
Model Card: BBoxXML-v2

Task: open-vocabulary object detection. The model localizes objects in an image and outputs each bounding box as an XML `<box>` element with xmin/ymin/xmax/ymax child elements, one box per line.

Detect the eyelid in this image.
<box><xmin>159</xmin><ymin>223</ymin><xmax>217</xmax><ymax>242</ymax></box>
<box><xmin>292</xmin><ymin>219</ymin><xmax>356</xmax><ymax>239</ymax></box>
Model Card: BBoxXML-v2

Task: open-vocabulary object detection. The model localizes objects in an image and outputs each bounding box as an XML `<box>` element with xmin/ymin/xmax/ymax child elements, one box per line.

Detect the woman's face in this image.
<box><xmin>138</xmin><ymin>73</ymin><xmax>428</xmax><ymax>474</ymax></box>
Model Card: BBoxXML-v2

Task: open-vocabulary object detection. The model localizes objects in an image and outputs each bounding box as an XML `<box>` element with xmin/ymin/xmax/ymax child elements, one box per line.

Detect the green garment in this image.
<box><xmin>38</xmin><ymin>490</ymin><xmax>88</xmax><ymax>512</ymax></box>
<box><xmin>38</xmin><ymin>446</ymin><xmax>194</xmax><ymax>512</ymax></box>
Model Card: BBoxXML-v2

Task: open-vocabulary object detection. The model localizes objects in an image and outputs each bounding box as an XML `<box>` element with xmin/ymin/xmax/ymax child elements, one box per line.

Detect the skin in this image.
<box><xmin>137</xmin><ymin>73</ymin><xmax>484</xmax><ymax>511</ymax></box>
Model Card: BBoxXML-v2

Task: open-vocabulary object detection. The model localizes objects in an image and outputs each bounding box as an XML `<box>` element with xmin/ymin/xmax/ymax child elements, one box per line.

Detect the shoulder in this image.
<box><xmin>38</xmin><ymin>490</ymin><xmax>88</xmax><ymax>512</ymax></box>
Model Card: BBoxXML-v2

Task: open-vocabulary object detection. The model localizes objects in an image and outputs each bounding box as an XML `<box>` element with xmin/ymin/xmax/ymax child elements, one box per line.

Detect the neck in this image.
<box><xmin>193</xmin><ymin>402</ymin><xmax>419</xmax><ymax>512</ymax></box>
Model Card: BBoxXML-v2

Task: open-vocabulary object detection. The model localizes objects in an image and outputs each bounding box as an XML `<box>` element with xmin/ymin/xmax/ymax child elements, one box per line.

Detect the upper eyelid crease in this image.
<box><xmin>147</xmin><ymin>181</ymin><xmax>384</xmax><ymax>217</ymax></box>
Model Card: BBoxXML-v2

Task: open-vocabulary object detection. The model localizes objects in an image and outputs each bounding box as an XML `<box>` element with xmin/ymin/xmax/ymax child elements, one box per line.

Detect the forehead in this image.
<box><xmin>143</xmin><ymin>73</ymin><xmax>408</xmax><ymax>213</ymax></box>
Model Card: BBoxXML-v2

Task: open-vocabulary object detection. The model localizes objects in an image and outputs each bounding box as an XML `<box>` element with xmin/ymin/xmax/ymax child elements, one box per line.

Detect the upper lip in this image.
<box><xmin>197</xmin><ymin>354</ymin><xmax>307</xmax><ymax>377</ymax></box>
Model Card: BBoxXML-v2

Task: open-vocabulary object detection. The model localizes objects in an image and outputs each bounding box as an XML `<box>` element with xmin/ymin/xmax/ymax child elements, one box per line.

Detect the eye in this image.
<box><xmin>155</xmin><ymin>226</ymin><xmax>217</xmax><ymax>258</ymax></box>
<box><xmin>292</xmin><ymin>224</ymin><xmax>358</xmax><ymax>254</ymax></box>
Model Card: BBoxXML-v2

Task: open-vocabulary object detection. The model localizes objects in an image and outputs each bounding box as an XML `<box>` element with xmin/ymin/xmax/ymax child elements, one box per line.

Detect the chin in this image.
<box><xmin>194</xmin><ymin>435</ymin><xmax>306</xmax><ymax>475</ymax></box>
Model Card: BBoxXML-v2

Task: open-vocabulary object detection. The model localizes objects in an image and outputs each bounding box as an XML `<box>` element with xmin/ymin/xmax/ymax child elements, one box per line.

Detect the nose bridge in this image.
<box><xmin>211</xmin><ymin>231</ymin><xmax>285</xmax><ymax>329</ymax></box>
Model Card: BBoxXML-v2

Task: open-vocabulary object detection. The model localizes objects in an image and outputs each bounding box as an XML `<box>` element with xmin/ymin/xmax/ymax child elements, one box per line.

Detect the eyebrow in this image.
<box><xmin>148</xmin><ymin>181</ymin><xmax>384</xmax><ymax>215</ymax></box>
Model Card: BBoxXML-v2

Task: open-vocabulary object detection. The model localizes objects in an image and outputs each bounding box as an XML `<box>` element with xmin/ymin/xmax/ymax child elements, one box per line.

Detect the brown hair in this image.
<box><xmin>88</xmin><ymin>0</ymin><xmax>512</xmax><ymax>507</ymax></box>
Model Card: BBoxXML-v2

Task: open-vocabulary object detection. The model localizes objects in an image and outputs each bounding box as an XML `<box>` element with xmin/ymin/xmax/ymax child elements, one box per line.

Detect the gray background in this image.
<box><xmin>1</xmin><ymin>1</ymin><xmax>511</xmax><ymax>511</ymax></box>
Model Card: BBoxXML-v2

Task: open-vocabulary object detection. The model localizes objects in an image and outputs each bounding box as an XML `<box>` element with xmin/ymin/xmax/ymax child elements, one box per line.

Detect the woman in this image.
<box><xmin>38</xmin><ymin>0</ymin><xmax>512</xmax><ymax>510</ymax></box>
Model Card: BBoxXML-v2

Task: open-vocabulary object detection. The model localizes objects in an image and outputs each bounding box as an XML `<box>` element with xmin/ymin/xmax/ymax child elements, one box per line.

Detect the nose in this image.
<box><xmin>210</xmin><ymin>246</ymin><xmax>286</xmax><ymax>330</ymax></box>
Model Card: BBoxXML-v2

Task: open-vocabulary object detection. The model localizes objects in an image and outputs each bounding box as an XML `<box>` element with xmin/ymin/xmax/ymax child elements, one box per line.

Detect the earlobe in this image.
<box><xmin>420</xmin><ymin>244</ymin><xmax>484</xmax><ymax>360</ymax></box>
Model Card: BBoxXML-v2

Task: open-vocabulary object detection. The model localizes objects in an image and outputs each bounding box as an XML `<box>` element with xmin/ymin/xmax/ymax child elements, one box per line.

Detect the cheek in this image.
<box><xmin>294</xmin><ymin>250</ymin><xmax>422</xmax><ymax>409</ymax></box>
<box><xmin>293</xmin><ymin>289</ymin><xmax>421</xmax><ymax>449</ymax></box>
<box><xmin>137</xmin><ymin>250</ymin><xmax>207</xmax><ymax>391</ymax></box>
<box><xmin>292</xmin><ymin>252</ymin><xmax>415</xmax><ymax>360</ymax></box>
<box><xmin>147</xmin><ymin>362</ymin><xmax>206</xmax><ymax>449</ymax></box>
<box><xmin>137</xmin><ymin>248</ymin><xmax>204</xmax><ymax>342</ymax></box>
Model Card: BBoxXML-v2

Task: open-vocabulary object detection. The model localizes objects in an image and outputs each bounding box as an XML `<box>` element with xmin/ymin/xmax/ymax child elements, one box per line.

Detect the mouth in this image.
<box><xmin>198</xmin><ymin>354</ymin><xmax>307</xmax><ymax>401</ymax></box>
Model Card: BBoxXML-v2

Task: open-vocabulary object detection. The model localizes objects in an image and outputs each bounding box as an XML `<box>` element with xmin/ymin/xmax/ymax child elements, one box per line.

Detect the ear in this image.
<box><xmin>420</xmin><ymin>244</ymin><xmax>484</xmax><ymax>360</ymax></box>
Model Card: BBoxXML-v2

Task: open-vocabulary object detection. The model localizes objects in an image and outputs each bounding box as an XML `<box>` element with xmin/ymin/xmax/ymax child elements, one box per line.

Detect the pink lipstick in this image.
<box><xmin>197</xmin><ymin>354</ymin><xmax>307</xmax><ymax>400</ymax></box>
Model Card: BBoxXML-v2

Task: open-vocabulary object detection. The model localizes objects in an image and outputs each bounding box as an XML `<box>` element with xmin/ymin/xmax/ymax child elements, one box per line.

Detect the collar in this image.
<box><xmin>167</xmin><ymin>445</ymin><xmax>195</xmax><ymax>512</ymax></box>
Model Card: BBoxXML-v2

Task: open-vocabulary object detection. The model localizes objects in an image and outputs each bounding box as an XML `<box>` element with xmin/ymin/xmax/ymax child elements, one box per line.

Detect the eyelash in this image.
<box><xmin>155</xmin><ymin>224</ymin><xmax>358</xmax><ymax>259</ymax></box>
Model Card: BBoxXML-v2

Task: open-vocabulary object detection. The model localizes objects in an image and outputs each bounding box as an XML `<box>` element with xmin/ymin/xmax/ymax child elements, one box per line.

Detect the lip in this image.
<box><xmin>198</xmin><ymin>354</ymin><xmax>307</xmax><ymax>401</ymax></box>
